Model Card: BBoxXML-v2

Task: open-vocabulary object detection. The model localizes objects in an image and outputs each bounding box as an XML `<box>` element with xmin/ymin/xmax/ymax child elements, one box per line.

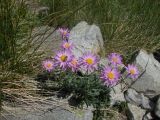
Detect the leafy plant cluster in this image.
<box><xmin>60</xmin><ymin>71</ymin><xmax>110</xmax><ymax>109</ymax></box>
<box><xmin>41</xmin><ymin>28</ymin><xmax>140</xmax><ymax>120</ymax></box>
<box><xmin>39</xmin><ymin>67</ymin><xmax>111</xmax><ymax>120</ymax></box>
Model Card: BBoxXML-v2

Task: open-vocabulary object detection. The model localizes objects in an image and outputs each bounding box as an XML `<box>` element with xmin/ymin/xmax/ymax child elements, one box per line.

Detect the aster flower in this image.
<box><xmin>79</xmin><ymin>52</ymin><xmax>99</xmax><ymax>73</ymax></box>
<box><xmin>69</xmin><ymin>57</ymin><xmax>79</xmax><ymax>72</ymax></box>
<box><xmin>54</xmin><ymin>50</ymin><xmax>73</xmax><ymax>70</ymax></box>
<box><xmin>42</xmin><ymin>59</ymin><xmax>55</xmax><ymax>72</ymax></box>
<box><xmin>100</xmin><ymin>67</ymin><xmax>120</xmax><ymax>87</ymax></box>
<box><xmin>108</xmin><ymin>53</ymin><xmax>122</xmax><ymax>66</ymax></box>
<box><xmin>58</xmin><ymin>28</ymin><xmax>70</xmax><ymax>39</ymax></box>
<box><xmin>126</xmin><ymin>64</ymin><xmax>139</xmax><ymax>79</ymax></box>
<box><xmin>61</xmin><ymin>40</ymin><xmax>74</xmax><ymax>51</ymax></box>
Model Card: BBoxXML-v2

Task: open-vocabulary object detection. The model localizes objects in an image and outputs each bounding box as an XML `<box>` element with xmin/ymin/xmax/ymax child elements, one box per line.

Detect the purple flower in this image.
<box><xmin>79</xmin><ymin>52</ymin><xmax>99</xmax><ymax>73</ymax></box>
<box><xmin>126</xmin><ymin>64</ymin><xmax>139</xmax><ymax>79</ymax></box>
<box><xmin>58</xmin><ymin>28</ymin><xmax>70</xmax><ymax>39</ymax></box>
<box><xmin>108</xmin><ymin>53</ymin><xmax>122</xmax><ymax>66</ymax></box>
<box><xmin>100</xmin><ymin>67</ymin><xmax>120</xmax><ymax>87</ymax></box>
<box><xmin>61</xmin><ymin>40</ymin><xmax>74</xmax><ymax>51</ymax></box>
<box><xmin>42</xmin><ymin>59</ymin><xmax>55</xmax><ymax>72</ymax></box>
<box><xmin>68</xmin><ymin>57</ymin><xmax>79</xmax><ymax>72</ymax></box>
<box><xmin>54</xmin><ymin>50</ymin><xmax>73</xmax><ymax>70</ymax></box>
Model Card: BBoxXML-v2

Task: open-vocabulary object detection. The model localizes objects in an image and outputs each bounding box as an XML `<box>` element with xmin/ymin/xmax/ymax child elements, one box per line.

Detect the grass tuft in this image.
<box><xmin>40</xmin><ymin>0</ymin><xmax>160</xmax><ymax>59</ymax></box>
<box><xmin>0</xmin><ymin>0</ymin><xmax>43</xmax><ymax>111</ymax></box>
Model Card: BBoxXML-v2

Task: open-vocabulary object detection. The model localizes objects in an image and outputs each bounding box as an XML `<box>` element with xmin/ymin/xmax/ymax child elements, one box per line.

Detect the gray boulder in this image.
<box><xmin>130</xmin><ymin>50</ymin><xmax>160</xmax><ymax>98</ymax></box>
<box><xmin>124</xmin><ymin>88</ymin><xmax>154</xmax><ymax>110</ymax></box>
<box><xmin>31</xmin><ymin>26</ymin><xmax>62</xmax><ymax>56</ymax></box>
<box><xmin>1</xmin><ymin>102</ymin><xmax>93</xmax><ymax>120</ymax></box>
<box><xmin>110</xmin><ymin>84</ymin><xmax>126</xmax><ymax>106</ymax></box>
<box><xmin>143</xmin><ymin>112</ymin><xmax>153</xmax><ymax>120</ymax></box>
<box><xmin>127</xmin><ymin>103</ymin><xmax>146</xmax><ymax>120</ymax></box>
<box><xmin>32</xmin><ymin>21</ymin><xmax>104</xmax><ymax>58</ymax></box>
<box><xmin>69</xmin><ymin>21</ymin><xmax>104</xmax><ymax>57</ymax></box>
<box><xmin>155</xmin><ymin>95</ymin><xmax>160</xmax><ymax>118</ymax></box>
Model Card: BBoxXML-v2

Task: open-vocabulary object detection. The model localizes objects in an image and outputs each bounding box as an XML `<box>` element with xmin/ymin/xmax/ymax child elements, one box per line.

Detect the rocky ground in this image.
<box><xmin>1</xmin><ymin>1</ymin><xmax>160</xmax><ymax>119</ymax></box>
<box><xmin>1</xmin><ymin>20</ymin><xmax>160</xmax><ymax>120</ymax></box>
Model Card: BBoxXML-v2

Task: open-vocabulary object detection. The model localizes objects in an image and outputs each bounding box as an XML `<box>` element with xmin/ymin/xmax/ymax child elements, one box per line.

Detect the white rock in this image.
<box><xmin>143</xmin><ymin>112</ymin><xmax>153</xmax><ymax>120</ymax></box>
<box><xmin>1</xmin><ymin>102</ymin><xmax>93</xmax><ymax>120</ymax></box>
<box><xmin>130</xmin><ymin>50</ymin><xmax>160</xmax><ymax>98</ymax></box>
<box><xmin>155</xmin><ymin>95</ymin><xmax>160</xmax><ymax>118</ymax></box>
<box><xmin>110</xmin><ymin>84</ymin><xmax>126</xmax><ymax>106</ymax></box>
<box><xmin>32</xmin><ymin>26</ymin><xmax>61</xmax><ymax>56</ymax></box>
<box><xmin>128</xmin><ymin>103</ymin><xmax>146</xmax><ymax>120</ymax></box>
<box><xmin>69</xmin><ymin>21</ymin><xmax>104</xmax><ymax>58</ymax></box>
<box><xmin>124</xmin><ymin>89</ymin><xmax>154</xmax><ymax>110</ymax></box>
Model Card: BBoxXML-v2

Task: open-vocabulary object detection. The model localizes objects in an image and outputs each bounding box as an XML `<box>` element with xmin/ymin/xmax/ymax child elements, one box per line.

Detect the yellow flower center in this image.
<box><xmin>60</xmin><ymin>55</ymin><xmax>68</xmax><ymax>62</ymax></box>
<box><xmin>63</xmin><ymin>31</ymin><xmax>67</xmax><ymax>35</ymax></box>
<box><xmin>64</xmin><ymin>43</ymin><xmax>70</xmax><ymax>48</ymax></box>
<box><xmin>107</xmin><ymin>72</ymin><xmax>115</xmax><ymax>80</ymax></box>
<box><xmin>112</xmin><ymin>57</ymin><xmax>118</xmax><ymax>63</ymax></box>
<box><xmin>130</xmin><ymin>69</ymin><xmax>135</xmax><ymax>75</ymax></box>
<box><xmin>71</xmin><ymin>59</ymin><xmax>77</xmax><ymax>66</ymax></box>
<box><xmin>86</xmin><ymin>58</ymin><xmax>93</xmax><ymax>65</ymax></box>
<box><xmin>46</xmin><ymin>63</ymin><xmax>52</xmax><ymax>68</ymax></box>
